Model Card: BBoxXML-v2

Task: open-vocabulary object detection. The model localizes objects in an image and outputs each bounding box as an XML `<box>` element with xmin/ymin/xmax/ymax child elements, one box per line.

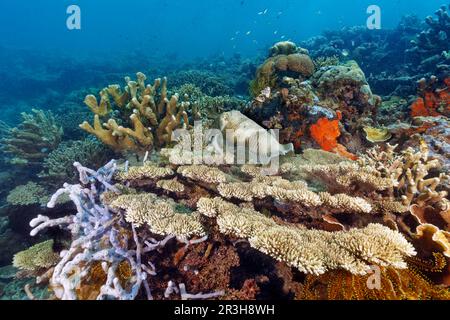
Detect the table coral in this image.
<box><xmin>197</xmin><ymin>197</ymin><xmax>415</xmax><ymax>275</ymax></box>
<box><xmin>13</xmin><ymin>240</ymin><xmax>60</xmax><ymax>272</ymax></box>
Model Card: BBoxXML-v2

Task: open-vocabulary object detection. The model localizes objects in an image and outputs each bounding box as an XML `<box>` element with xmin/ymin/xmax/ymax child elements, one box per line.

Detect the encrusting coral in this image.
<box><xmin>80</xmin><ymin>73</ymin><xmax>192</xmax><ymax>154</ymax></box>
<box><xmin>1</xmin><ymin>109</ymin><xmax>63</xmax><ymax>166</ymax></box>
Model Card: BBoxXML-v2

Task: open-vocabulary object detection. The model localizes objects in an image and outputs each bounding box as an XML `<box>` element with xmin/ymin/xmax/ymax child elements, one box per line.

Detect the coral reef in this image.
<box><xmin>246</xmin><ymin>58</ymin><xmax>375</xmax><ymax>159</ymax></box>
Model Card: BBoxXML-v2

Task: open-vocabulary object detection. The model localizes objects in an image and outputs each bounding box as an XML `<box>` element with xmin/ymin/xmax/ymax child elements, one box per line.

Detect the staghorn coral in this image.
<box><xmin>13</xmin><ymin>240</ymin><xmax>60</xmax><ymax>272</ymax></box>
<box><xmin>6</xmin><ymin>182</ymin><xmax>49</xmax><ymax>206</ymax></box>
<box><xmin>1</xmin><ymin>109</ymin><xmax>63</xmax><ymax>166</ymax></box>
<box><xmin>196</xmin><ymin>197</ymin><xmax>415</xmax><ymax>275</ymax></box>
<box><xmin>80</xmin><ymin>73</ymin><xmax>192</xmax><ymax>154</ymax></box>
<box><xmin>407</xmin><ymin>5</ymin><xmax>450</xmax><ymax>67</ymax></box>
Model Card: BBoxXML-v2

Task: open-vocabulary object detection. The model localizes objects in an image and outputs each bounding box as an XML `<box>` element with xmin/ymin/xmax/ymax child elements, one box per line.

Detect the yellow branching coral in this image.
<box><xmin>110</xmin><ymin>193</ymin><xmax>205</xmax><ymax>238</ymax></box>
<box><xmin>84</xmin><ymin>89</ymin><xmax>111</xmax><ymax>116</ymax></box>
<box><xmin>80</xmin><ymin>73</ymin><xmax>191</xmax><ymax>153</ymax></box>
<box><xmin>13</xmin><ymin>240</ymin><xmax>60</xmax><ymax>271</ymax></box>
<box><xmin>197</xmin><ymin>197</ymin><xmax>416</xmax><ymax>275</ymax></box>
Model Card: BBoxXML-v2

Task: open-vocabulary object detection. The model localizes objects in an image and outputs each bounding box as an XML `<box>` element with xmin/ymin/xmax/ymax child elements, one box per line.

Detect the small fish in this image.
<box><xmin>246</xmin><ymin>31</ymin><xmax>252</xmax><ymax>35</ymax></box>
<box><xmin>230</xmin><ymin>37</ymin><xmax>235</xmax><ymax>41</ymax></box>
<box><xmin>274</xmin><ymin>30</ymin><xmax>278</xmax><ymax>35</ymax></box>
<box><xmin>258</xmin><ymin>9</ymin><xmax>268</xmax><ymax>15</ymax></box>
<box><xmin>280</xmin><ymin>35</ymin><xmax>285</xmax><ymax>39</ymax></box>
<box><xmin>341</xmin><ymin>49</ymin><xmax>349</xmax><ymax>57</ymax></box>
<box><xmin>351</xmin><ymin>40</ymin><xmax>355</xmax><ymax>47</ymax></box>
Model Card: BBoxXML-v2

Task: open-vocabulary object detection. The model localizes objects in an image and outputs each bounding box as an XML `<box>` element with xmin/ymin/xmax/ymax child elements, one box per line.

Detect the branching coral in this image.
<box><xmin>1</xmin><ymin>109</ymin><xmax>63</xmax><ymax>166</ymax></box>
<box><xmin>301</xmin><ymin>265</ymin><xmax>450</xmax><ymax>300</ymax></box>
<box><xmin>80</xmin><ymin>73</ymin><xmax>192</xmax><ymax>154</ymax></box>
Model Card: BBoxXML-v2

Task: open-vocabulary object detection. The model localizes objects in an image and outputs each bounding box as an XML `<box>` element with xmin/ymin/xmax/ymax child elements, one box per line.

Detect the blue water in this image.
<box><xmin>0</xmin><ymin>0</ymin><xmax>446</xmax><ymax>59</ymax></box>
